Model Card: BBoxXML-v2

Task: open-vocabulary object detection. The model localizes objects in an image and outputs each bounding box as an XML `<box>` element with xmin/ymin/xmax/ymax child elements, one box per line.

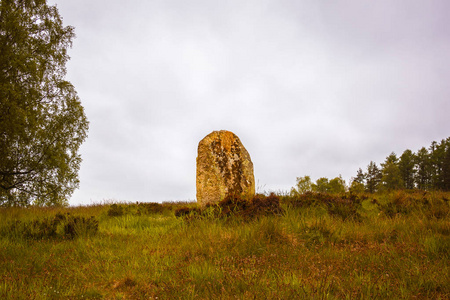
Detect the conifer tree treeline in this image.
<box><xmin>350</xmin><ymin>137</ymin><xmax>450</xmax><ymax>192</ymax></box>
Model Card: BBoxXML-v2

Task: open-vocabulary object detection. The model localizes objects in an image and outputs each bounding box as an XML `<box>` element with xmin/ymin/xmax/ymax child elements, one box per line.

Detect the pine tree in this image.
<box><xmin>399</xmin><ymin>149</ymin><xmax>416</xmax><ymax>189</ymax></box>
<box><xmin>350</xmin><ymin>168</ymin><xmax>366</xmax><ymax>193</ymax></box>
<box><xmin>381</xmin><ymin>152</ymin><xmax>404</xmax><ymax>190</ymax></box>
<box><xmin>366</xmin><ymin>161</ymin><xmax>382</xmax><ymax>193</ymax></box>
<box><xmin>442</xmin><ymin>138</ymin><xmax>450</xmax><ymax>191</ymax></box>
<box><xmin>429</xmin><ymin>140</ymin><xmax>448</xmax><ymax>190</ymax></box>
<box><xmin>415</xmin><ymin>147</ymin><xmax>432</xmax><ymax>190</ymax></box>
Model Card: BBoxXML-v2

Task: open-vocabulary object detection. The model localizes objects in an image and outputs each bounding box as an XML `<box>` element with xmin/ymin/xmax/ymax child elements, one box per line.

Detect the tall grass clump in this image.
<box><xmin>1</xmin><ymin>213</ymin><xmax>98</xmax><ymax>240</ymax></box>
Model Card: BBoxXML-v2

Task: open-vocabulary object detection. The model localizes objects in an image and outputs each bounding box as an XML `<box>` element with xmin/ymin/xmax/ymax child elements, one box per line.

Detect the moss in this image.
<box><xmin>196</xmin><ymin>130</ymin><xmax>255</xmax><ymax>206</ymax></box>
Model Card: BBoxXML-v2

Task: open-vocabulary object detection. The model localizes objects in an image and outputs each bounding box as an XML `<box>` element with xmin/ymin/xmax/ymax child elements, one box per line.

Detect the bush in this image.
<box><xmin>107</xmin><ymin>204</ymin><xmax>125</xmax><ymax>217</ymax></box>
<box><xmin>175</xmin><ymin>193</ymin><xmax>284</xmax><ymax>220</ymax></box>
<box><xmin>246</xmin><ymin>193</ymin><xmax>284</xmax><ymax>218</ymax></box>
<box><xmin>1</xmin><ymin>213</ymin><xmax>98</xmax><ymax>240</ymax></box>
<box><xmin>327</xmin><ymin>193</ymin><xmax>363</xmax><ymax>221</ymax></box>
<box><xmin>62</xmin><ymin>214</ymin><xmax>99</xmax><ymax>239</ymax></box>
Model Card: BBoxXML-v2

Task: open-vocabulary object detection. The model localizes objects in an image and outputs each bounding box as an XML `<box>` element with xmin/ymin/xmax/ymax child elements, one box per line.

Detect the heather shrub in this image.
<box><xmin>175</xmin><ymin>193</ymin><xmax>284</xmax><ymax>220</ymax></box>
<box><xmin>107</xmin><ymin>204</ymin><xmax>125</xmax><ymax>217</ymax></box>
<box><xmin>326</xmin><ymin>194</ymin><xmax>362</xmax><ymax>221</ymax></box>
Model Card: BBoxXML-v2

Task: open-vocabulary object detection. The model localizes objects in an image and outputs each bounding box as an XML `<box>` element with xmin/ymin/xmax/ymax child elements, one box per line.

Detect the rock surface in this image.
<box><xmin>196</xmin><ymin>130</ymin><xmax>255</xmax><ymax>206</ymax></box>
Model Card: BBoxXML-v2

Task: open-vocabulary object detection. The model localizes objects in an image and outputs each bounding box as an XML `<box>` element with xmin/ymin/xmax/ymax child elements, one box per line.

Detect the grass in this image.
<box><xmin>0</xmin><ymin>192</ymin><xmax>449</xmax><ymax>299</ymax></box>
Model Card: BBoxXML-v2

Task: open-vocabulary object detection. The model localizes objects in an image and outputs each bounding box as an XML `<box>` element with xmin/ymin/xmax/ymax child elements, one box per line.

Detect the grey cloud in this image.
<box><xmin>48</xmin><ymin>0</ymin><xmax>450</xmax><ymax>204</ymax></box>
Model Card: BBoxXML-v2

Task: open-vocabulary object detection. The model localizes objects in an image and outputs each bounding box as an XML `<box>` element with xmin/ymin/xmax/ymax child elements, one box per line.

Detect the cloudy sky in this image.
<box><xmin>49</xmin><ymin>0</ymin><xmax>450</xmax><ymax>205</ymax></box>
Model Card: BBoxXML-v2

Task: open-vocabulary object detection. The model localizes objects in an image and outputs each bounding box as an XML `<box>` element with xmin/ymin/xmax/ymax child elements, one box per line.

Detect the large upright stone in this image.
<box><xmin>196</xmin><ymin>130</ymin><xmax>255</xmax><ymax>206</ymax></box>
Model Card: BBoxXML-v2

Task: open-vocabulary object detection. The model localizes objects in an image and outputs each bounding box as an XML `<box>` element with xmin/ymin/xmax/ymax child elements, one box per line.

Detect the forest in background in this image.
<box><xmin>291</xmin><ymin>137</ymin><xmax>450</xmax><ymax>196</ymax></box>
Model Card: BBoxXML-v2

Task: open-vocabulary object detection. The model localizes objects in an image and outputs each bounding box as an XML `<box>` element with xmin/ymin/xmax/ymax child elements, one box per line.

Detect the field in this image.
<box><xmin>1</xmin><ymin>191</ymin><xmax>449</xmax><ymax>299</ymax></box>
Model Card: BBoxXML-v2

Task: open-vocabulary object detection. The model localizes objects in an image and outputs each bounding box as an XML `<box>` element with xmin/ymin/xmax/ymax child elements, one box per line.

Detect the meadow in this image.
<box><xmin>0</xmin><ymin>191</ymin><xmax>449</xmax><ymax>299</ymax></box>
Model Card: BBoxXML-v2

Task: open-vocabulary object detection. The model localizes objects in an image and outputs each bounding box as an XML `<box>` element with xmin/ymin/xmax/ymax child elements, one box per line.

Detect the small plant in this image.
<box><xmin>1</xmin><ymin>213</ymin><xmax>98</xmax><ymax>240</ymax></box>
<box><xmin>326</xmin><ymin>196</ymin><xmax>362</xmax><ymax>221</ymax></box>
<box><xmin>107</xmin><ymin>204</ymin><xmax>125</xmax><ymax>217</ymax></box>
<box><xmin>61</xmin><ymin>214</ymin><xmax>99</xmax><ymax>239</ymax></box>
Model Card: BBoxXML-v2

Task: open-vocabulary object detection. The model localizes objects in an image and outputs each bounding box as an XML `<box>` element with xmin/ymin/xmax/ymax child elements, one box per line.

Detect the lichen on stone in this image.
<box><xmin>196</xmin><ymin>130</ymin><xmax>255</xmax><ymax>206</ymax></box>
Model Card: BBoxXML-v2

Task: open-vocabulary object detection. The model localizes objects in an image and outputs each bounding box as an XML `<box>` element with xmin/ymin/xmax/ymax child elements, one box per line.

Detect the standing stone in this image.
<box><xmin>196</xmin><ymin>130</ymin><xmax>255</xmax><ymax>206</ymax></box>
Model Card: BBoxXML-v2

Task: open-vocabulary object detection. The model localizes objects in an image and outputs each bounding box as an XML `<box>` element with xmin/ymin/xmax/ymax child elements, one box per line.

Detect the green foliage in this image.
<box><xmin>416</xmin><ymin>147</ymin><xmax>432</xmax><ymax>190</ymax></box>
<box><xmin>366</xmin><ymin>161</ymin><xmax>382</xmax><ymax>193</ymax></box>
<box><xmin>399</xmin><ymin>149</ymin><xmax>416</xmax><ymax>189</ymax></box>
<box><xmin>0</xmin><ymin>0</ymin><xmax>88</xmax><ymax>206</ymax></box>
<box><xmin>290</xmin><ymin>175</ymin><xmax>312</xmax><ymax>196</ymax></box>
<box><xmin>311</xmin><ymin>177</ymin><xmax>329</xmax><ymax>193</ymax></box>
<box><xmin>0</xmin><ymin>193</ymin><xmax>449</xmax><ymax>299</ymax></box>
<box><xmin>443</xmin><ymin>146</ymin><xmax>450</xmax><ymax>191</ymax></box>
<box><xmin>350</xmin><ymin>181</ymin><xmax>365</xmax><ymax>194</ymax></box>
<box><xmin>293</xmin><ymin>176</ymin><xmax>347</xmax><ymax>199</ymax></box>
<box><xmin>355</xmin><ymin>137</ymin><xmax>450</xmax><ymax>192</ymax></box>
<box><xmin>328</xmin><ymin>176</ymin><xmax>346</xmax><ymax>194</ymax></box>
<box><xmin>381</xmin><ymin>152</ymin><xmax>404</xmax><ymax>191</ymax></box>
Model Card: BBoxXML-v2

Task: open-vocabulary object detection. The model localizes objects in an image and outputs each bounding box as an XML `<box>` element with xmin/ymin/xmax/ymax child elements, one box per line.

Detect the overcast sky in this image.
<box><xmin>49</xmin><ymin>0</ymin><xmax>450</xmax><ymax>205</ymax></box>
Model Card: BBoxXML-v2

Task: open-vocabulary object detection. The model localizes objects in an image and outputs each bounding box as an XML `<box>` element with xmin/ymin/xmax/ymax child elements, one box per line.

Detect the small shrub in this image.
<box><xmin>217</xmin><ymin>193</ymin><xmax>252</xmax><ymax>217</ymax></box>
<box><xmin>107</xmin><ymin>204</ymin><xmax>125</xmax><ymax>217</ymax></box>
<box><xmin>1</xmin><ymin>213</ymin><xmax>98</xmax><ymax>240</ymax></box>
<box><xmin>326</xmin><ymin>195</ymin><xmax>362</xmax><ymax>221</ymax></box>
<box><xmin>62</xmin><ymin>214</ymin><xmax>99</xmax><ymax>239</ymax></box>
<box><xmin>246</xmin><ymin>193</ymin><xmax>284</xmax><ymax>218</ymax></box>
<box><xmin>175</xmin><ymin>193</ymin><xmax>284</xmax><ymax>220</ymax></box>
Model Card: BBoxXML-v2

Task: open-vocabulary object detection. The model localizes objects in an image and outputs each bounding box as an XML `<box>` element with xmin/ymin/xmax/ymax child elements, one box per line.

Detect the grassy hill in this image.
<box><xmin>1</xmin><ymin>191</ymin><xmax>449</xmax><ymax>299</ymax></box>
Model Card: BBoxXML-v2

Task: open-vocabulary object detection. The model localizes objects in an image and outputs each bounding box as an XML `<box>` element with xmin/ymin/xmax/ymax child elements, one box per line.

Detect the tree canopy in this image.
<box><xmin>292</xmin><ymin>137</ymin><xmax>450</xmax><ymax>196</ymax></box>
<box><xmin>351</xmin><ymin>137</ymin><xmax>450</xmax><ymax>193</ymax></box>
<box><xmin>0</xmin><ymin>0</ymin><xmax>88</xmax><ymax>206</ymax></box>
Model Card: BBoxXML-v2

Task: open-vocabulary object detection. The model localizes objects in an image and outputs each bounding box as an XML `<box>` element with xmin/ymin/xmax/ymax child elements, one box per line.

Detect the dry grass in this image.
<box><xmin>0</xmin><ymin>191</ymin><xmax>449</xmax><ymax>299</ymax></box>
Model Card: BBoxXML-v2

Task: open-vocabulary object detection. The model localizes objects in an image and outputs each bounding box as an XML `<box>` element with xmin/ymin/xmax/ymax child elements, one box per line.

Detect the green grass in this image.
<box><xmin>0</xmin><ymin>192</ymin><xmax>449</xmax><ymax>299</ymax></box>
